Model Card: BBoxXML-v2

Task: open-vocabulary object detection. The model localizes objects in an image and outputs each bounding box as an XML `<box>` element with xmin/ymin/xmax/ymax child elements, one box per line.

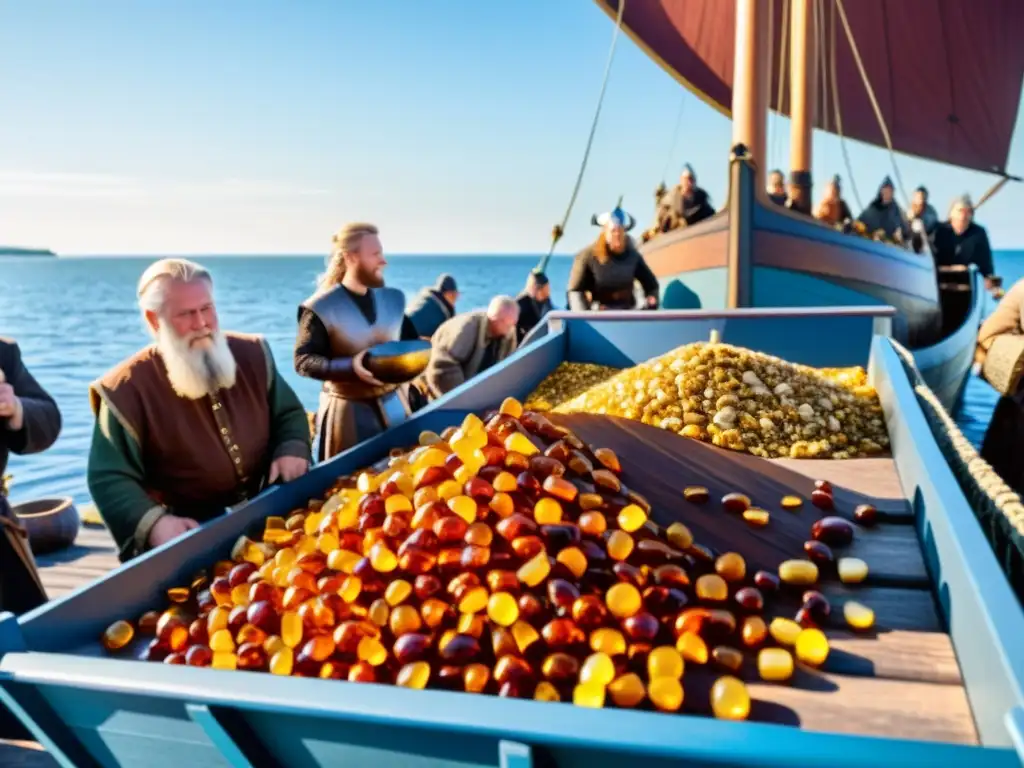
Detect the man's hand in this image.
<box><xmin>645</xmin><ymin>295</ymin><xmax>658</xmax><ymax>309</ymax></box>
<box><xmin>148</xmin><ymin>513</ymin><xmax>199</xmax><ymax>549</ymax></box>
<box><xmin>268</xmin><ymin>455</ymin><xmax>309</xmax><ymax>485</ymax></box>
<box><xmin>352</xmin><ymin>350</ymin><xmax>385</xmax><ymax>386</ymax></box>
<box><xmin>0</xmin><ymin>383</ymin><xmax>23</xmax><ymax>430</ymax></box>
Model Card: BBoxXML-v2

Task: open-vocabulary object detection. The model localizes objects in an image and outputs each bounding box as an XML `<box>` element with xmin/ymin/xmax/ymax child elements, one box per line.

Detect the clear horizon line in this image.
<box><xmin>48</xmin><ymin>252</ymin><xmax>579</xmax><ymax>259</ymax></box>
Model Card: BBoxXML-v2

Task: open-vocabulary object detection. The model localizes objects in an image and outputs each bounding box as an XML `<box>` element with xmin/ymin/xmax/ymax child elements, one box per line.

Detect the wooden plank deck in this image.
<box><xmin>6</xmin><ymin>414</ymin><xmax>976</xmax><ymax>754</ymax></box>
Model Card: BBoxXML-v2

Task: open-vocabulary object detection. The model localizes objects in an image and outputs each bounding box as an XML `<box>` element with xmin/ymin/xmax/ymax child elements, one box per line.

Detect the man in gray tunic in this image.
<box><xmin>294</xmin><ymin>222</ymin><xmax>420</xmax><ymax>460</ymax></box>
<box><xmin>420</xmin><ymin>296</ymin><xmax>519</xmax><ymax>399</ymax></box>
<box><xmin>407</xmin><ymin>273</ymin><xmax>459</xmax><ymax>339</ymax></box>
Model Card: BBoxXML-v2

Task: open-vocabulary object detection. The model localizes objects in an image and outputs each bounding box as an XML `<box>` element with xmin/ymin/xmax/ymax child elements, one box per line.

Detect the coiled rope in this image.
<box><xmin>535</xmin><ymin>0</ymin><xmax>626</xmax><ymax>275</ymax></box>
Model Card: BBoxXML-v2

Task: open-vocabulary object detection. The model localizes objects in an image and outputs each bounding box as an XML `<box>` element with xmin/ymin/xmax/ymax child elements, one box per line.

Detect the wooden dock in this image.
<box><xmin>1</xmin><ymin>415</ymin><xmax>976</xmax><ymax>760</ymax></box>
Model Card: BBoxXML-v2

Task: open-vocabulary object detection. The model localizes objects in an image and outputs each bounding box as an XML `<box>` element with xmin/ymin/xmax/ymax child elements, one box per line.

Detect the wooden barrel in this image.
<box><xmin>12</xmin><ymin>497</ymin><xmax>80</xmax><ymax>555</ymax></box>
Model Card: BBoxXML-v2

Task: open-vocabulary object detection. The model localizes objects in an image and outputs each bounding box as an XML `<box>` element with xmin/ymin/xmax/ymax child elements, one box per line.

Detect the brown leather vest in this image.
<box><xmin>89</xmin><ymin>333</ymin><xmax>271</xmax><ymax>518</ymax></box>
<box><xmin>302</xmin><ymin>285</ymin><xmax>406</xmax><ymax>400</ymax></box>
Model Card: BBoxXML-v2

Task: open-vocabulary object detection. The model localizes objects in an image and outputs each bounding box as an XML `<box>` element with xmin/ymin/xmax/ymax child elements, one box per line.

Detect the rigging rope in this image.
<box><xmin>828</xmin><ymin>0</ymin><xmax>863</xmax><ymax>212</ymax></box>
<box><xmin>834</xmin><ymin>0</ymin><xmax>908</xmax><ymax>207</ymax></box>
<box><xmin>660</xmin><ymin>92</ymin><xmax>687</xmax><ymax>183</ymax></box>
<box><xmin>535</xmin><ymin>0</ymin><xmax>626</xmax><ymax>275</ymax></box>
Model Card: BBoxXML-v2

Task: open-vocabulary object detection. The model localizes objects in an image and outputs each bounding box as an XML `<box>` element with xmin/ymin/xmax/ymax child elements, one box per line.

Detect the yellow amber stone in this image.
<box><xmin>211</xmin><ymin>652</ymin><xmax>238</xmax><ymax>670</ymax></box>
<box><xmin>336</xmin><ymin>503</ymin><xmax>358</xmax><ymax>531</ymax></box>
<box><xmin>710</xmin><ymin>676</ymin><xmax>750</xmax><ymax>720</ymax></box>
<box><xmin>676</xmin><ymin>631</ymin><xmax>709</xmax><ymax>664</ymax></box>
<box><xmin>517</xmin><ymin>551</ymin><xmax>551</xmax><ymax>587</ymax></box>
<box><xmin>606</xmin><ymin>583</ymin><xmax>642</xmax><ymax>619</ymax></box>
<box><xmin>418</xmin><ymin>430</ymin><xmax>442</xmax><ymax>446</ymax></box>
<box><xmin>556</xmin><ymin>546</ymin><xmax>588</xmax><ymax>579</ymax></box>
<box><xmin>648</xmin><ymin>677</ymin><xmax>684</xmax><ymax>711</ymax></box>
<box><xmin>448</xmin><ymin>495</ymin><xmax>478</xmax><ymax>524</ymax></box>
<box><xmin>230</xmin><ymin>584</ymin><xmax>251</xmax><ymax>607</ymax></box>
<box><xmin>590</xmin><ymin>627</ymin><xmax>627</xmax><ymax>656</ymax></box>
<box><xmin>458</xmin><ymin>586</ymin><xmax>489</xmax><ymax>614</ymax></box>
<box><xmin>437</xmin><ymin>480</ymin><xmax>462</xmax><ymax>500</ymax></box>
<box><xmin>647</xmin><ymin>646</ymin><xmax>684</xmax><ymax>679</ymax></box>
<box><xmin>210</xmin><ymin>628</ymin><xmax>235</xmax><ymax>653</ymax></box>
<box><xmin>499</xmin><ymin>397</ymin><xmax>524</xmax><ymax>418</ymax></box>
<box><xmin>768</xmin><ymin>618</ymin><xmax>802</xmax><ymax>646</ymax></box>
<box><xmin>534</xmin><ymin>681</ymin><xmax>561</xmax><ymax>702</ymax></box>
<box><xmin>758</xmin><ymin>648</ymin><xmax>794</xmax><ymax>681</ymax></box>
<box><xmin>715</xmin><ymin>552</ymin><xmax>747</xmax><ymax>582</ymax></box>
<box><xmin>608</xmin><ymin>673</ymin><xmax>646</xmax><ymax>708</ymax></box>
<box><xmin>795</xmin><ymin>628</ymin><xmax>830</xmax><ymax>666</ymax></box>
<box><xmin>504</xmin><ymin>432</ymin><xmax>539</xmax><ymax>456</ymax></box>
<box><xmin>281</xmin><ymin>611</ymin><xmax>302</xmax><ymax>648</ymax></box>
<box><xmin>838</xmin><ymin>557</ymin><xmax>869</xmax><ymax>584</ymax></box>
<box><xmin>464</xmin><ymin>663</ymin><xmax>490</xmax><ymax>693</ymax></box>
<box><xmin>453</xmin><ymin>465</ymin><xmax>476</xmax><ymax>486</ymax></box>
<box><xmin>207</xmin><ymin>607</ymin><xmax>230</xmax><ymax>634</ymax></box>
<box><xmin>302</xmin><ymin>512</ymin><xmax>325</xmax><ymax>536</ymax></box>
<box><xmin>741</xmin><ymin>616</ymin><xmax>768</xmax><ymax>647</ymax></box>
<box><xmin>166</xmin><ymin>586</ymin><xmax>190</xmax><ymax>604</ymax></box>
<box><xmin>101</xmin><ymin>620</ymin><xmax>135</xmax><ymax>651</ymax></box>
<box><xmin>397</xmin><ymin>661</ymin><xmax>431</xmax><ymax>689</ymax></box>
<box><xmin>274</xmin><ymin>548</ymin><xmax>297</xmax><ymax>568</ymax></box>
<box><xmin>778</xmin><ymin>559</ymin><xmax>819</xmax><ymax>586</ymax></box>
<box><xmin>616</xmin><ymin>504</ymin><xmax>647</xmax><ymax>533</ymax></box>
<box><xmin>487</xmin><ymin>592</ymin><xmax>519</xmax><ymax>626</ymax></box>
<box><xmin>269</xmin><ymin>647</ymin><xmax>293</xmax><ymax>675</ymax></box>
<box><xmin>461</xmin><ymin>412</ymin><xmax>485</xmax><ymax>434</ymax></box>
<box><xmin>579</xmin><ymin>652</ymin><xmax>616</xmax><ymax>686</ymax></box>
<box><xmin>695</xmin><ymin>574</ymin><xmax>728</xmax><ymax>602</ymax></box>
<box><xmin>666</xmin><ymin>522</ymin><xmax>694</xmax><ymax>550</ymax></box>
<box><xmin>357</xmin><ymin>472</ymin><xmax>378</xmax><ymax>493</ymax></box>
<box><xmin>511</xmin><ymin>620</ymin><xmax>540</xmax><ymax>652</ymax></box>
<box><xmin>357</xmin><ymin>636</ymin><xmax>388</xmax><ymax>666</ymax></box>
<box><xmin>264</xmin><ymin>635</ymin><xmax>285</xmax><ymax>656</ymax></box>
<box><xmin>317</xmin><ymin>532</ymin><xmax>340</xmax><ymax>554</ymax></box>
<box><xmin>327</xmin><ymin>549</ymin><xmax>361</xmax><ymax>573</ymax></box>
<box><xmin>369</xmin><ymin>541</ymin><xmax>399</xmax><ymax>572</ymax></box>
<box><xmin>843</xmin><ymin>601</ymin><xmax>875</xmax><ymax>630</ymax></box>
<box><xmin>384</xmin><ymin>495</ymin><xmax>412</xmax><ymax>515</ymax></box>
<box><xmin>369</xmin><ymin>598</ymin><xmax>390</xmax><ymax>627</ymax></box>
<box><xmin>385</xmin><ymin>579</ymin><xmax>412</xmax><ymax>606</ymax></box>
<box><xmin>264</xmin><ymin>529</ymin><xmax>293</xmax><ymax>545</ymax></box>
<box><xmin>606</xmin><ymin>530</ymin><xmax>634</xmax><ymax>561</ymax></box>
<box><xmin>533</xmin><ymin>497</ymin><xmax>562</xmax><ymax>525</ymax></box>
<box><xmin>573</xmin><ymin>682</ymin><xmax>606</xmax><ymax>709</ymax></box>
<box><xmin>742</xmin><ymin>509</ymin><xmax>770</xmax><ymax>527</ymax></box>
<box><xmin>456</xmin><ymin>613</ymin><xmax>485</xmax><ymax>637</ymax></box>
<box><xmin>492</xmin><ymin>472</ymin><xmax>517</xmax><ymax>493</ymax></box>
<box><xmin>338</xmin><ymin>575</ymin><xmax>362</xmax><ymax>603</ymax></box>
<box><xmin>489</xmin><ymin>492</ymin><xmax>515</xmax><ymax>518</ymax></box>
<box><xmin>390</xmin><ymin>605</ymin><xmax>423</xmax><ymax>636</ymax></box>
<box><xmin>781</xmin><ymin>494</ymin><xmax>803</xmax><ymax>509</ymax></box>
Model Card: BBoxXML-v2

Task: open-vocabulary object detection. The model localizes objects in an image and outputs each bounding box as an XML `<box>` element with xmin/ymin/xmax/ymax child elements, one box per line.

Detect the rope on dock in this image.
<box><xmin>890</xmin><ymin>341</ymin><xmax>1024</xmax><ymax>603</ymax></box>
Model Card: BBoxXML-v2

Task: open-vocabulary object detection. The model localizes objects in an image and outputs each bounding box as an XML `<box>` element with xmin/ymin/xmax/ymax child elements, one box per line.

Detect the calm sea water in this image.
<box><xmin>1</xmin><ymin>252</ymin><xmax>1020</xmax><ymax>508</ymax></box>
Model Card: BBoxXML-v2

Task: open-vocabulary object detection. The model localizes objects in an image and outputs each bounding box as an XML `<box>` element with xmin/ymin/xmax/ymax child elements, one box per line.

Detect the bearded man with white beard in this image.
<box><xmin>87</xmin><ymin>258</ymin><xmax>312</xmax><ymax>561</ymax></box>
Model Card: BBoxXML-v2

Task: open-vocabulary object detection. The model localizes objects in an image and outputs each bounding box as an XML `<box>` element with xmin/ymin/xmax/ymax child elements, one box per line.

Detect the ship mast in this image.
<box><xmin>788</xmin><ymin>0</ymin><xmax>817</xmax><ymax>213</ymax></box>
<box><xmin>730</xmin><ymin>0</ymin><xmax>770</xmax><ymax>192</ymax></box>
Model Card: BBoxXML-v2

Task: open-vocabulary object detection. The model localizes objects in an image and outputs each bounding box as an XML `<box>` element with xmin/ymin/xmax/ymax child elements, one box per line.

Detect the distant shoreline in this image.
<box><xmin>0</xmin><ymin>246</ymin><xmax>56</xmax><ymax>257</ymax></box>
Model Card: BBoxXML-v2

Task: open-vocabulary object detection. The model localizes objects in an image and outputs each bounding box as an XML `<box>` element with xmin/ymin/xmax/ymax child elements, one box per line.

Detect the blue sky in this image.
<box><xmin>0</xmin><ymin>0</ymin><xmax>1021</xmax><ymax>255</ymax></box>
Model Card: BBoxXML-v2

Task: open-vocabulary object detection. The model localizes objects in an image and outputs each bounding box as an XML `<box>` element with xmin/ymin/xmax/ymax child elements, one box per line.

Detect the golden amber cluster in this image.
<box><xmin>101</xmin><ymin>400</ymin><xmax>877</xmax><ymax>720</ymax></box>
<box><xmin>524</xmin><ymin>362</ymin><xmax>621</xmax><ymax>412</ymax></box>
<box><xmin>526</xmin><ymin>343</ymin><xmax>889</xmax><ymax>459</ymax></box>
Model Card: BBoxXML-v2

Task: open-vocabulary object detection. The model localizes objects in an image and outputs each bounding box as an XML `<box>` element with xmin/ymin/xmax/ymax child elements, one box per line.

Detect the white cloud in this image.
<box><xmin>0</xmin><ymin>170</ymin><xmax>329</xmax><ymax>200</ymax></box>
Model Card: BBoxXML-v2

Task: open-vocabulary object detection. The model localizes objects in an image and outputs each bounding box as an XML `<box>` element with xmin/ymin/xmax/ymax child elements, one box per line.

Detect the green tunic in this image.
<box><xmin>87</xmin><ymin>336</ymin><xmax>311</xmax><ymax>561</ymax></box>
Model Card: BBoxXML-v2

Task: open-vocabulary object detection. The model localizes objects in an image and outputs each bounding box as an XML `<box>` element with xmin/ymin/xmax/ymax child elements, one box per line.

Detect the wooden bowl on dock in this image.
<box><xmin>364</xmin><ymin>340</ymin><xmax>432</xmax><ymax>384</ymax></box>
<box><xmin>12</xmin><ymin>496</ymin><xmax>80</xmax><ymax>555</ymax></box>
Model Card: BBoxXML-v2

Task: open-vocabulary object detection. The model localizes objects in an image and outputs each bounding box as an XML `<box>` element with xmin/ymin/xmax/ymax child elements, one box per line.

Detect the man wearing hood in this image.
<box><xmin>657</xmin><ymin>164</ymin><xmax>715</xmax><ymax>232</ymax></box>
<box><xmin>856</xmin><ymin>176</ymin><xmax>910</xmax><ymax>243</ymax></box>
<box><xmin>567</xmin><ymin>204</ymin><xmax>659</xmax><ymax>311</ymax></box>
<box><xmin>407</xmin><ymin>273</ymin><xmax>459</xmax><ymax>339</ymax></box>
<box><xmin>516</xmin><ymin>270</ymin><xmax>554</xmax><ymax>343</ymax></box>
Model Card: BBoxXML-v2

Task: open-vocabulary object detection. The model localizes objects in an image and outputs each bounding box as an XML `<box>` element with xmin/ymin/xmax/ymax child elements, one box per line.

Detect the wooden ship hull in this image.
<box><xmin>1</xmin><ymin>308</ymin><xmax>1022</xmax><ymax>767</ymax></box>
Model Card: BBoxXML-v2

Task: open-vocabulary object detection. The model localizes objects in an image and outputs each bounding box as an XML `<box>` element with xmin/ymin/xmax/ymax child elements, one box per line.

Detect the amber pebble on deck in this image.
<box><xmin>166</xmin><ymin>586</ymin><xmax>190</xmax><ymax>604</ymax></box>
<box><xmin>844</xmin><ymin>600</ymin><xmax>876</xmax><ymax>630</ymax></box>
<box><xmin>811</xmin><ymin>516</ymin><xmax>855</xmax><ymax>548</ymax></box>
<box><xmin>780</xmin><ymin>495</ymin><xmax>803</xmax><ymax>510</ymax></box>
<box><xmin>810</xmin><ymin>488</ymin><xmax>834</xmax><ymax>511</ymax></box>
<box><xmin>838</xmin><ymin>557</ymin><xmax>869</xmax><ymax>584</ymax></box>
<box><xmin>648</xmin><ymin>646</ymin><xmax>684</xmax><ymax>679</ymax></box>
<box><xmin>712</xmin><ymin>645</ymin><xmax>743</xmax><ymax>673</ymax></box>
<box><xmin>741</xmin><ymin>615</ymin><xmax>768</xmax><ymax>647</ymax></box>
<box><xmin>593</xmin><ymin>447</ymin><xmax>621</xmax><ymax>473</ymax></box>
<box><xmin>573</xmin><ymin>682</ymin><xmax>606</xmax><ymax>709</ymax></box>
<box><xmin>734</xmin><ymin>587</ymin><xmax>763</xmax><ymax>612</ymax></box>
<box><xmin>675</xmin><ymin>631</ymin><xmax>708</xmax><ymax>664</ymax></box>
<box><xmin>622</xmin><ymin>612</ymin><xmax>660</xmax><ymax>643</ymax></box>
<box><xmin>795</xmin><ymin>628</ymin><xmax>830</xmax><ymax>666</ymax></box>
<box><xmin>606</xmin><ymin>530</ymin><xmax>635</xmax><ymax>561</ymax></box>
<box><xmin>758</xmin><ymin>647</ymin><xmax>794</xmax><ymax>682</ymax></box>
<box><xmin>464</xmin><ymin>663</ymin><xmax>491</xmax><ymax>693</ymax></box>
<box><xmin>710</xmin><ymin>676</ymin><xmax>750</xmax><ymax>721</ymax></box>
<box><xmin>543</xmin><ymin>475</ymin><xmax>578</xmax><ymax>503</ymax></box>
<box><xmin>778</xmin><ymin>559</ymin><xmax>819</xmax><ymax>586</ymax></box>
<box><xmin>769</xmin><ymin>617</ymin><xmax>802</xmax><ymax>646</ymax></box>
<box><xmin>853</xmin><ymin>503</ymin><xmax>879</xmax><ymax>527</ymax></box>
<box><xmin>803</xmin><ymin>540</ymin><xmax>835</xmax><ymax>568</ymax></box>
<box><xmin>578</xmin><ymin>511</ymin><xmax>607</xmax><ymax>537</ymax></box>
<box><xmin>211</xmin><ymin>652</ymin><xmax>238</xmax><ymax>671</ymax></box>
<box><xmin>606</xmin><ymin>583</ymin><xmax>642</xmax><ymax>619</ymax></box>
<box><xmin>487</xmin><ymin>591</ymin><xmax>520</xmax><ymax>627</ymax></box>
<box><xmin>533</xmin><ymin>497</ymin><xmax>563</xmax><ymax>525</ymax></box>
<box><xmin>542</xmin><ymin>618</ymin><xmax>586</xmax><ymax>648</ymax></box>
<box><xmin>542</xmin><ymin>652</ymin><xmax>580</xmax><ymax>682</ymax></box>
<box><xmin>714</xmin><ymin>552</ymin><xmax>746</xmax><ymax>582</ymax></box>
<box><xmin>682</xmin><ymin>486</ymin><xmax>709</xmax><ymax>504</ymax></box>
<box><xmin>753</xmin><ymin>570</ymin><xmax>780</xmax><ymax>593</ymax></box>
<box><xmin>101</xmin><ymin>620</ymin><xmax>135</xmax><ymax>652</ymax></box>
<box><xmin>556</xmin><ymin>546</ymin><xmax>588</xmax><ymax>578</ymax></box>
<box><xmin>517</xmin><ymin>551</ymin><xmax>552</xmax><ymax>587</ymax></box>
<box><xmin>695</xmin><ymin>574</ymin><xmax>728</xmax><ymax>602</ymax></box>
<box><xmin>648</xmin><ymin>677</ymin><xmax>684</xmax><ymax>712</ymax></box>
<box><xmin>617</xmin><ymin>504</ymin><xmax>647</xmax><ymax>533</ymax></box>
<box><xmin>590</xmin><ymin>627</ymin><xmax>626</xmax><ymax>656</ymax></box>
<box><xmin>396</xmin><ymin>661</ymin><xmax>431</xmax><ymax>689</ymax></box>
<box><xmin>721</xmin><ymin>493</ymin><xmax>750</xmax><ymax>513</ymax></box>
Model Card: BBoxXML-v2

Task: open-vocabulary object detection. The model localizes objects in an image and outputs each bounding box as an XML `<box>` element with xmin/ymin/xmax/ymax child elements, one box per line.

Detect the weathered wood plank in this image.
<box><xmin>816</xmin><ymin>585</ymin><xmax>942</xmax><ymax>633</ymax></box>
<box><xmin>822</xmin><ymin>630</ymin><xmax>961</xmax><ymax>684</ymax></box>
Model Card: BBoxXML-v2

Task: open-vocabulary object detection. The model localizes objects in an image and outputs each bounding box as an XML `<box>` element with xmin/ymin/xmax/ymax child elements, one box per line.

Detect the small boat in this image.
<box><xmin>1</xmin><ymin>307</ymin><xmax>1021</xmax><ymax>767</ymax></box>
<box><xmin>574</xmin><ymin>0</ymin><xmax>1023</xmax><ymax>414</ymax></box>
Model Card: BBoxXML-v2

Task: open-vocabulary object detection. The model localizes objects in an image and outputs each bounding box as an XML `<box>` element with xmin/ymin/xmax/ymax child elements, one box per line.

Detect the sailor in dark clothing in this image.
<box><xmin>766</xmin><ymin>169</ymin><xmax>787</xmax><ymax>206</ymax></box>
<box><xmin>813</xmin><ymin>174</ymin><xmax>853</xmax><ymax>227</ymax></box>
<box><xmin>406</xmin><ymin>273</ymin><xmax>458</xmax><ymax>339</ymax></box>
<box><xmin>294</xmin><ymin>222</ymin><xmax>421</xmax><ymax>461</ymax></box>
<box><xmin>856</xmin><ymin>176</ymin><xmax>910</xmax><ymax>243</ymax></box>
<box><xmin>516</xmin><ymin>270</ymin><xmax>554</xmax><ymax>343</ymax></box>
<box><xmin>0</xmin><ymin>338</ymin><xmax>61</xmax><ymax>482</ymax></box>
<box><xmin>568</xmin><ymin>204</ymin><xmax>659</xmax><ymax>311</ymax></box>
<box><xmin>656</xmin><ymin>164</ymin><xmax>715</xmax><ymax>232</ymax></box>
<box><xmin>932</xmin><ymin>194</ymin><xmax>998</xmax><ymax>294</ymax></box>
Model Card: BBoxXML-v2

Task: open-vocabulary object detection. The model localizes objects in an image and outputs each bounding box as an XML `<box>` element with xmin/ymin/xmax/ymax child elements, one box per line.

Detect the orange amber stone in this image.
<box><xmin>714</xmin><ymin>552</ymin><xmax>746</xmax><ymax>582</ymax></box>
<box><xmin>682</xmin><ymin>486</ymin><xmax>709</xmax><ymax>504</ymax></box>
<box><xmin>101</xmin><ymin>620</ymin><xmax>135</xmax><ymax>652</ymax></box>
<box><xmin>741</xmin><ymin>616</ymin><xmax>768</xmax><ymax>647</ymax></box>
<box><xmin>606</xmin><ymin>530</ymin><xmax>634</xmax><ymax>561</ymax></box>
<box><xmin>542</xmin><ymin>475</ymin><xmax>578</xmax><ymax>503</ymax></box>
<box><xmin>578</xmin><ymin>511</ymin><xmax>608</xmax><ymax>537</ymax></box>
<box><xmin>676</xmin><ymin>631</ymin><xmax>708</xmax><ymax>664</ymax></box>
<box><xmin>608</xmin><ymin>673</ymin><xmax>646</xmax><ymax>708</ymax></box>
<box><xmin>710</xmin><ymin>676</ymin><xmax>751</xmax><ymax>720</ymax></box>
<box><xmin>695</xmin><ymin>574</ymin><xmax>728</xmax><ymax>602</ymax></box>
<box><xmin>593</xmin><ymin>447</ymin><xmax>621</xmax><ymax>473</ymax></box>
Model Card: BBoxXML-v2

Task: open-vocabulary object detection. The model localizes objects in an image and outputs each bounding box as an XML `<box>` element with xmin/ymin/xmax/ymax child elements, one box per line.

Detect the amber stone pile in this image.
<box><xmin>101</xmin><ymin>399</ymin><xmax>877</xmax><ymax>720</ymax></box>
<box><xmin>528</xmin><ymin>343</ymin><xmax>889</xmax><ymax>459</ymax></box>
<box><xmin>524</xmin><ymin>362</ymin><xmax>621</xmax><ymax>411</ymax></box>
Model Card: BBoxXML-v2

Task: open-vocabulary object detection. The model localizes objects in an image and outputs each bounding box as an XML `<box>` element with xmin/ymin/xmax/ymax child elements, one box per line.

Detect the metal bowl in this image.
<box><xmin>363</xmin><ymin>340</ymin><xmax>432</xmax><ymax>385</ymax></box>
<box><xmin>12</xmin><ymin>496</ymin><xmax>81</xmax><ymax>555</ymax></box>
